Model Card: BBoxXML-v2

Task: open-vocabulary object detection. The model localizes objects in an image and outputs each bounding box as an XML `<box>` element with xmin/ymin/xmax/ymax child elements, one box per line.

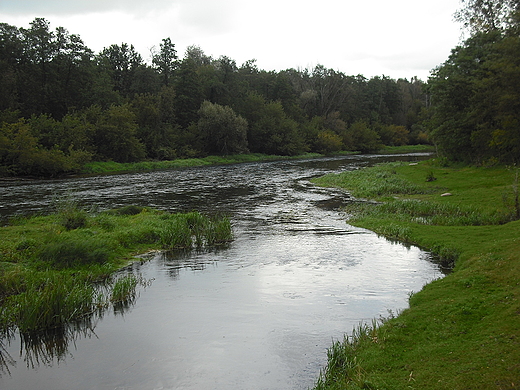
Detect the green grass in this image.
<box><xmin>0</xmin><ymin>206</ymin><xmax>233</xmax><ymax>333</ymax></box>
<box><xmin>81</xmin><ymin>153</ymin><xmax>322</xmax><ymax>174</ymax></box>
<box><xmin>311</xmin><ymin>161</ymin><xmax>520</xmax><ymax>390</ymax></box>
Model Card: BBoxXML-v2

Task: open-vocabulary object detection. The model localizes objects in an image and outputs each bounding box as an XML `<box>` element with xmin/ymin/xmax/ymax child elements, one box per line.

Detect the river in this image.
<box><xmin>0</xmin><ymin>153</ymin><xmax>443</xmax><ymax>390</ymax></box>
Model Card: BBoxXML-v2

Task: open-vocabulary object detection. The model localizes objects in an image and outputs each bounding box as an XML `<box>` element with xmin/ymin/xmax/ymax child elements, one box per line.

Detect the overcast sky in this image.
<box><xmin>0</xmin><ymin>0</ymin><xmax>463</xmax><ymax>80</ymax></box>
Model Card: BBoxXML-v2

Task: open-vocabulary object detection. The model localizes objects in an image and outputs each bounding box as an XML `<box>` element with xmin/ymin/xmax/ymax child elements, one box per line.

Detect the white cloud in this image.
<box><xmin>0</xmin><ymin>0</ymin><xmax>463</xmax><ymax>80</ymax></box>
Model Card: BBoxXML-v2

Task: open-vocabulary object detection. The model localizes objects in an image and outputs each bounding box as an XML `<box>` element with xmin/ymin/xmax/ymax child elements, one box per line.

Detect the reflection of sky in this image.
<box><xmin>2</xmin><ymin>226</ymin><xmax>440</xmax><ymax>390</ymax></box>
<box><xmin>0</xmin><ymin>155</ymin><xmax>441</xmax><ymax>389</ymax></box>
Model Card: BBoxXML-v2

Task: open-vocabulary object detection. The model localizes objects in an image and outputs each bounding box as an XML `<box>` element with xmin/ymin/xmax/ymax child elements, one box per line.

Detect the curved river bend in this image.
<box><xmin>0</xmin><ymin>154</ymin><xmax>443</xmax><ymax>390</ymax></box>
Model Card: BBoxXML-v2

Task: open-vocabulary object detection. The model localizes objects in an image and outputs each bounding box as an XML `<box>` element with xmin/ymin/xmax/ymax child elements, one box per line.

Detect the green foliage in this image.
<box><xmin>159</xmin><ymin>211</ymin><xmax>233</xmax><ymax>249</ymax></box>
<box><xmin>428</xmin><ymin>31</ymin><xmax>520</xmax><ymax>164</ymax></box>
<box><xmin>39</xmin><ymin>238</ymin><xmax>112</xmax><ymax>268</ymax></box>
<box><xmin>315</xmin><ymin>130</ymin><xmax>344</xmax><ymax>154</ymax></box>
<box><xmin>342</xmin><ymin>121</ymin><xmax>383</xmax><ymax>153</ymax></box>
<box><xmin>92</xmin><ymin>104</ymin><xmax>146</xmax><ymax>162</ymax></box>
<box><xmin>1</xmin><ymin>18</ymin><xmax>435</xmax><ymax>177</ymax></box>
<box><xmin>197</xmin><ymin>101</ymin><xmax>249</xmax><ymax>155</ymax></box>
<box><xmin>110</xmin><ymin>274</ymin><xmax>140</xmax><ymax>306</ymax></box>
<box><xmin>3</xmin><ymin>273</ymin><xmax>102</xmax><ymax>333</ymax></box>
<box><xmin>312</xmin><ymin>163</ymin><xmax>426</xmax><ymax>198</ymax></box>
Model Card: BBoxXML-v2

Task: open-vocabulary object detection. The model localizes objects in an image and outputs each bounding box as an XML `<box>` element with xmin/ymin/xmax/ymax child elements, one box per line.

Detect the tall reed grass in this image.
<box><xmin>160</xmin><ymin>212</ymin><xmax>233</xmax><ymax>249</ymax></box>
<box><xmin>3</xmin><ymin>274</ymin><xmax>104</xmax><ymax>333</ymax></box>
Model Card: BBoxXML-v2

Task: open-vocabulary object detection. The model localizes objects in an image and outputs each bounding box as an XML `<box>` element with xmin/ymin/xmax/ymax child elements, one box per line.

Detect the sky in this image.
<box><xmin>0</xmin><ymin>0</ymin><xmax>464</xmax><ymax>80</ymax></box>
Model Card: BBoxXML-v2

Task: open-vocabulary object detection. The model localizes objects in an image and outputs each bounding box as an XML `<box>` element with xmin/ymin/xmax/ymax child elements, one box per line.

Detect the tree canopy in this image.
<box><xmin>3</xmin><ymin>13</ymin><xmax>519</xmax><ymax>176</ymax></box>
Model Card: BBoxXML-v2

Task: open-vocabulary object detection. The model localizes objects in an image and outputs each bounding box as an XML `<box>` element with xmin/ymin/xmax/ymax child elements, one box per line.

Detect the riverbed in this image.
<box><xmin>0</xmin><ymin>154</ymin><xmax>443</xmax><ymax>390</ymax></box>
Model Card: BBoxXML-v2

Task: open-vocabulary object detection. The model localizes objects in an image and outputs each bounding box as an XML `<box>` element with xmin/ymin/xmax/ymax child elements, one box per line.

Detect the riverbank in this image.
<box><xmin>79</xmin><ymin>146</ymin><xmax>433</xmax><ymax>176</ymax></box>
<box><xmin>0</xmin><ymin>205</ymin><xmax>232</xmax><ymax>333</ymax></box>
<box><xmin>311</xmin><ymin>160</ymin><xmax>520</xmax><ymax>389</ymax></box>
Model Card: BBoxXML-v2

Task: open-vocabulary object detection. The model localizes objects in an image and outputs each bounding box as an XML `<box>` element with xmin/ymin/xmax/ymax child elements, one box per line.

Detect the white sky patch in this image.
<box><xmin>0</xmin><ymin>0</ymin><xmax>463</xmax><ymax>80</ymax></box>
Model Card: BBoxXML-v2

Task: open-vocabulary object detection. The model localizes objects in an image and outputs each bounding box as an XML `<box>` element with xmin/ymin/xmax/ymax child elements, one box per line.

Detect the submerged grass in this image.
<box><xmin>0</xmin><ymin>206</ymin><xmax>233</xmax><ymax>333</ymax></box>
<box><xmin>311</xmin><ymin>161</ymin><xmax>520</xmax><ymax>390</ymax></box>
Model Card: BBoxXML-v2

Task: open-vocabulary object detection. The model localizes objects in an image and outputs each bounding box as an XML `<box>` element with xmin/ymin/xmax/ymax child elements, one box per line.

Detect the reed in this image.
<box><xmin>205</xmin><ymin>215</ymin><xmax>233</xmax><ymax>245</ymax></box>
<box><xmin>159</xmin><ymin>212</ymin><xmax>232</xmax><ymax>249</ymax></box>
<box><xmin>110</xmin><ymin>274</ymin><xmax>139</xmax><ymax>305</ymax></box>
<box><xmin>4</xmin><ymin>273</ymin><xmax>103</xmax><ymax>333</ymax></box>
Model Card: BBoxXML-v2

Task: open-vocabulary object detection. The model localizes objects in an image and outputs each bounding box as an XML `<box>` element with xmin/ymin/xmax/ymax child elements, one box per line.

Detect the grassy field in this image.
<box><xmin>311</xmin><ymin>160</ymin><xmax>520</xmax><ymax>389</ymax></box>
<box><xmin>0</xmin><ymin>204</ymin><xmax>232</xmax><ymax>333</ymax></box>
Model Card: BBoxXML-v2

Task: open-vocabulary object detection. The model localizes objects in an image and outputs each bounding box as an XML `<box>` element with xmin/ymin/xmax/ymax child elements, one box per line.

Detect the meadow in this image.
<box><xmin>311</xmin><ymin>160</ymin><xmax>520</xmax><ymax>389</ymax></box>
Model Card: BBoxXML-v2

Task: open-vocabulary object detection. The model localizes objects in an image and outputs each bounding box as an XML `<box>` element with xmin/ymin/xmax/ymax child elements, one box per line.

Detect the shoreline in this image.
<box><xmin>311</xmin><ymin>160</ymin><xmax>520</xmax><ymax>389</ymax></box>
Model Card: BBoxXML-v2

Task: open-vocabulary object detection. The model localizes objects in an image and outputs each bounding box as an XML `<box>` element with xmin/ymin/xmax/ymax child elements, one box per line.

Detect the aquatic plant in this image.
<box><xmin>205</xmin><ymin>215</ymin><xmax>233</xmax><ymax>245</ymax></box>
<box><xmin>0</xmin><ymin>206</ymin><xmax>234</xmax><ymax>333</ymax></box>
<box><xmin>159</xmin><ymin>212</ymin><xmax>233</xmax><ymax>249</ymax></box>
<box><xmin>3</xmin><ymin>274</ymin><xmax>103</xmax><ymax>333</ymax></box>
<box><xmin>110</xmin><ymin>274</ymin><xmax>139</xmax><ymax>305</ymax></box>
<box><xmin>160</xmin><ymin>217</ymin><xmax>193</xmax><ymax>249</ymax></box>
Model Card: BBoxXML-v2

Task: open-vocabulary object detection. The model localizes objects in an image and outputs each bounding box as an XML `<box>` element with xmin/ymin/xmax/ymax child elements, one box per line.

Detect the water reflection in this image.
<box><xmin>0</xmin><ymin>154</ymin><xmax>441</xmax><ymax>390</ymax></box>
<box><xmin>1</xmin><ymin>319</ymin><xmax>98</xmax><ymax>376</ymax></box>
<box><xmin>0</xmin><ymin>270</ymin><xmax>148</xmax><ymax>377</ymax></box>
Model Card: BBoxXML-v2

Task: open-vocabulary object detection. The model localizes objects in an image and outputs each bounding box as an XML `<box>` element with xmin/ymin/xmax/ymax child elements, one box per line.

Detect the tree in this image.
<box><xmin>174</xmin><ymin>58</ymin><xmax>204</xmax><ymax>129</ymax></box>
<box><xmin>197</xmin><ymin>101</ymin><xmax>248</xmax><ymax>155</ymax></box>
<box><xmin>97</xmin><ymin>43</ymin><xmax>144</xmax><ymax>98</ymax></box>
<box><xmin>455</xmin><ymin>0</ymin><xmax>520</xmax><ymax>33</ymax></box>
<box><xmin>152</xmin><ymin>37</ymin><xmax>178</xmax><ymax>86</ymax></box>
<box><xmin>239</xmin><ymin>92</ymin><xmax>305</xmax><ymax>155</ymax></box>
<box><xmin>0</xmin><ymin>23</ymin><xmax>23</xmax><ymax>112</ymax></box>
<box><xmin>343</xmin><ymin>121</ymin><xmax>383</xmax><ymax>153</ymax></box>
<box><xmin>426</xmin><ymin>25</ymin><xmax>520</xmax><ymax>164</ymax></box>
<box><xmin>91</xmin><ymin>104</ymin><xmax>146</xmax><ymax>162</ymax></box>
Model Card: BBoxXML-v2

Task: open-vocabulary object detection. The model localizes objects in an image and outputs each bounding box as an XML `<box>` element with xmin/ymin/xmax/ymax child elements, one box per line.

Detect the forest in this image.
<box><xmin>1</xmin><ymin>1</ymin><xmax>519</xmax><ymax>176</ymax></box>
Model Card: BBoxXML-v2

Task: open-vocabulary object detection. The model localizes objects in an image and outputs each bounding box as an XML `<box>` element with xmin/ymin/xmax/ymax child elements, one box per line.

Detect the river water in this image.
<box><xmin>0</xmin><ymin>154</ymin><xmax>443</xmax><ymax>390</ymax></box>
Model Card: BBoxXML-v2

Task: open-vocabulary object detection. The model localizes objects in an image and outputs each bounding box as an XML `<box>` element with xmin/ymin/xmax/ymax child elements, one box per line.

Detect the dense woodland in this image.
<box><xmin>1</xmin><ymin>0</ymin><xmax>519</xmax><ymax>176</ymax></box>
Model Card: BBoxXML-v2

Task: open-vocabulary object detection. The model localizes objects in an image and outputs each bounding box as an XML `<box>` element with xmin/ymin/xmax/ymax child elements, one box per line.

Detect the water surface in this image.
<box><xmin>0</xmin><ymin>154</ymin><xmax>442</xmax><ymax>390</ymax></box>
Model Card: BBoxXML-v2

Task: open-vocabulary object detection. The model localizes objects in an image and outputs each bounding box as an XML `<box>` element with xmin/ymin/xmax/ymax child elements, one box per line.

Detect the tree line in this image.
<box><xmin>1</xmin><ymin>3</ymin><xmax>519</xmax><ymax>176</ymax></box>
<box><xmin>0</xmin><ymin>18</ymin><xmax>428</xmax><ymax>177</ymax></box>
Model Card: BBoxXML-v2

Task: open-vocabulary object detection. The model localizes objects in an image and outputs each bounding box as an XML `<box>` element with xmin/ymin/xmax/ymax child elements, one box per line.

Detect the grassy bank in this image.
<box><xmin>0</xmin><ymin>204</ymin><xmax>232</xmax><ymax>333</ymax></box>
<box><xmin>80</xmin><ymin>153</ymin><xmax>322</xmax><ymax>175</ymax></box>
<box><xmin>79</xmin><ymin>146</ymin><xmax>432</xmax><ymax>176</ymax></box>
<box><xmin>311</xmin><ymin>161</ymin><xmax>520</xmax><ymax>389</ymax></box>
